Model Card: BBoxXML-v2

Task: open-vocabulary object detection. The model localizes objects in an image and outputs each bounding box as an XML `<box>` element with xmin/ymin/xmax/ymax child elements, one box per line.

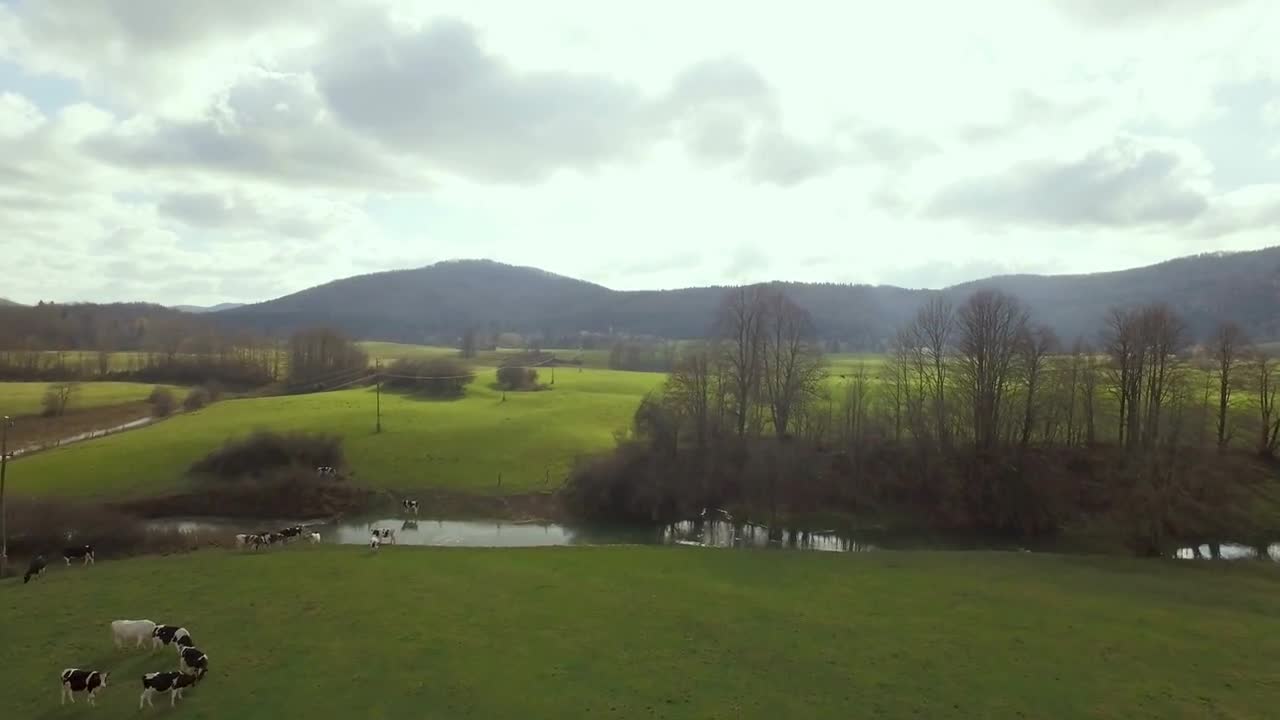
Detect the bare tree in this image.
<box><xmin>760</xmin><ymin>290</ymin><xmax>826</xmax><ymax>439</ymax></box>
<box><xmin>1102</xmin><ymin>308</ymin><xmax>1143</xmax><ymax>449</ymax></box>
<box><xmin>1138</xmin><ymin>304</ymin><xmax>1185</xmax><ymax>449</ymax></box>
<box><xmin>955</xmin><ymin>290</ymin><xmax>1029</xmax><ymax>450</ymax></box>
<box><xmin>1211</xmin><ymin>322</ymin><xmax>1249</xmax><ymax>451</ymax></box>
<box><xmin>914</xmin><ymin>298</ymin><xmax>955</xmax><ymax>445</ymax></box>
<box><xmin>667</xmin><ymin>341</ymin><xmax>721</xmax><ymax>451</ymax></box>
<box><xmin>1018</xmin><ymin>325</ymin><xmax>1058</xmax><ymax>447</ymax></box>
<box><xmin>1253</xmin><ymin>350</ymin><xmax>1279</xmax><ymax>457</ymax></box>
<box><xmin>716</xmin><ymin>286</ymin><xmax>769</xmax><ymax>439</ymax></box>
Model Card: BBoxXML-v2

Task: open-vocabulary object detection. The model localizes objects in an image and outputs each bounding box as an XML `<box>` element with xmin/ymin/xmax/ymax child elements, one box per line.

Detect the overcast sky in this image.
<box><xmin>2</xmin><ymin>0</ymin><xmax>1278</xmax><ymax>306</ymax></box>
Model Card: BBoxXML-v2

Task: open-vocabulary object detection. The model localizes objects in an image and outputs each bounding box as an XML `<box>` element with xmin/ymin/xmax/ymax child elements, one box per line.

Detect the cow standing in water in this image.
<box><xmin>402</xmin><ymin>499</ymin><xmax>419</xmax><ymax>516</ymax></box>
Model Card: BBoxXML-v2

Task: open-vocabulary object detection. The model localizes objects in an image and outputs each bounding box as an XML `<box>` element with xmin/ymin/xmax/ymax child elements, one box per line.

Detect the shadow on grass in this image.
<box><xmin>380</xmin><ymin>386</ymin><xmax>469</xmax><ymax>403</ymax></box>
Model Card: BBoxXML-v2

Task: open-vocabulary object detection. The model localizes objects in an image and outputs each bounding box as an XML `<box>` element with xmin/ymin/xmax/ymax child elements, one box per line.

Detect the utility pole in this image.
<box><xmin>375</xmin><ymin>360</ymin><xmax>382</xmax><ymax>434</ymax></box>
<box><xmin>1</xmin><ymin>415</ymin><xmax>12</xmax><ymax>579</ymax></box>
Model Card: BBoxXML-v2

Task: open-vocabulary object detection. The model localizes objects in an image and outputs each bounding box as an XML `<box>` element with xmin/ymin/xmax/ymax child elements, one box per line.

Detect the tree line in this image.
<box><xmin>564</xmin><ymin>284</ymin><xmax>1280</xmax><ymax>555</ymax></box>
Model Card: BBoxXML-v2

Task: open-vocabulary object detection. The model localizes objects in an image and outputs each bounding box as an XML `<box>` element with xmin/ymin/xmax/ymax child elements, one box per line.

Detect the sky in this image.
<box><xmin>1</xmin><ymin>0</ymin><xmax>1278</xmax><ymax>306</ymax></box>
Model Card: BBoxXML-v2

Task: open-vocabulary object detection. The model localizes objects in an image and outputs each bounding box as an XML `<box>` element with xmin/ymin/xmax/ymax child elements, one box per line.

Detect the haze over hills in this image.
<box><xmin>218</xmin><ymin>247</ymin><xmax>1280</xmax><ymax>348</ymax></box>
<box><xmin>172</xmin><ymin>303</ymin><xmax>246</xmax><ymax>314</ymax></box>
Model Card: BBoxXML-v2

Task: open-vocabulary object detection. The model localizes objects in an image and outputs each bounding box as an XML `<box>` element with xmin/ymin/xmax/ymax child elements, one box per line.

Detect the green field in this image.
<box><xmin>8</xmin><ymin>368</ymin><xmax>663</xmax><ymax>499</ymax></box>
<box><xmin>359</xmin><ymin>341</ymin><xmax>613</xmax><ymax>369</ymax></box>
<box><xmin>2</xmin><ymin>547</ymin><xmax>1277</xmax><ymax>719</ymax></box>
<box><xmin>0</xmin><ymin>382</ymin><xmax>184</xmax><ymax>418</ymax></box>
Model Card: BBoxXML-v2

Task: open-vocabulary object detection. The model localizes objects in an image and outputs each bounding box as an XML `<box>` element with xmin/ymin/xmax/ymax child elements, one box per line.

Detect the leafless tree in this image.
<box><xmin>1018</xmin><ymin>325</ymin><xmax>1058</xmax><ymax>447</ymax></box>
<box><xmin>1252</xmin><ymin>350</ymin><xmax>1279</xmax><ymax>457</ymax></box>
<box><xmin>955</xmin><ymin>290</ymin><xmax>1029</xmax><ymax>450</ymax></box>
<box><xmin>1211</xmin><ymin>322</ymin><xmax>1249</xmax><ymax>451</ymax></box>
<box><xmin>1138</xmin><ymin>304</ymin><xmax>1185</xmax><ymax>449</ymax></box>
<box><xmin>914</xmin><ymin>298</ymin><xmax>955</xmax><ymax>445</ymax></box>
<box><xmin>667</xmin><ymin>341</ymin><xmax>722</xmax><ymax>451</ymax></box>
<box><xmin>716</xmin><ymin>286</ymin><xmax>770</xmax><ymax>439</ymax></box>
<box><xmin>760</xmin><ymin>290</ymin><xmax>826</xmax><ymax>439</ymax></box>
<box><xmin>1102</xmin><ymin>308</ymin><xmax>1143</xmax><ymax>449</ymax></box>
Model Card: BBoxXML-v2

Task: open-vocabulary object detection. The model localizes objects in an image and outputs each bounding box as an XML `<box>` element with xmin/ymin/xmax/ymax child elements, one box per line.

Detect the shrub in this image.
<box><xmin>190</xmin><ymin>430</ymin><xmax>345</xmax><ymax>479</ymax></box>
<box><xmin>40</xmin><ymin>382</ymin><xmax>78</xmax><ymax>417</ymax></box>
<box><xmin>496</xmin><ymin>365</ymin><xmax>540</xmax><ymax>391</ymax></box>
<box><xmin>183</xmin><ymin>386</ymin><xmax>211</xmax><ymax>411</ymax></box>
<box><xmin>148</xmin><ymin>387</ymin><xmax>177</xmax><ymax>417</ymax></box>
<box><xmin>384</xmin><ymin>357</ymin><xmax>475</xmax><ymax>398</ymax></box>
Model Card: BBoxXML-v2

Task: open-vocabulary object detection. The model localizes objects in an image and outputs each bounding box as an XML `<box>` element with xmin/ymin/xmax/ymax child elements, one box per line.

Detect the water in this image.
<box><xmin>145</xmin><ymin>515</ymin><xmax>1280</xmax><ymax>561</ymax></box>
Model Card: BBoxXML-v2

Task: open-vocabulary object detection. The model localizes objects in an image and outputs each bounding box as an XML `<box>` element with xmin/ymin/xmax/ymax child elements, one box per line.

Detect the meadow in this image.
<box><xmin>7</xmin><ymin>368</ymin><xmax>664</xmax><ymax>499</ymax></box>
<box><xmin>358</xmin><ymin>341</ymin><xmax>614</xmax><ymax>369</ymax></box>
<box><xmin>0</xmin><ymin>382</ymin><xmax>184</xmax><ymax>418</ymax></box>
<box><xmin>2</xmin><ymin>546</ymin><xmax>1277</xmax><ymax>719</ymax></box>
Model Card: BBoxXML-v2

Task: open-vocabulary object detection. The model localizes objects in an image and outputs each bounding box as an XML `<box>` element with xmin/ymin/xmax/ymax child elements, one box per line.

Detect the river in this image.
<box><xmin>146</xmin><ymin>515</ymin><xmax>1280</xmax><ymax>561</ymax></box>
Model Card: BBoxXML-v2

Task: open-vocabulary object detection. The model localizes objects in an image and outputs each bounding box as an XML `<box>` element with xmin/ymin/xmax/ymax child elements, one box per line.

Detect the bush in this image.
<box><xmin>190</xmin><ymin>430</ymin><xmax>345</xmax><ymax>479</ymax></box>
<box><xmin>40</xmin><ymin>382</ymin><xmax>78</xmax><ymax>417</ymax></box>
<box><xmin>384</xmin><ymin>357</ymin><xmax>475</xmax><ymax>398</ymax></box>
<box><xmin>496</xmin><ymin>365</ymin><xmax>539</xmax><ymax>391</ymax></box>
<box><xmin>183</xmin><ymin>386</ymin><xmax>211</xmax><ymax>411</ymax></box>
<box><xmin>148</xmin><ymin>387</ymin><xmax>177</xmax><ymax>417</ymax></box>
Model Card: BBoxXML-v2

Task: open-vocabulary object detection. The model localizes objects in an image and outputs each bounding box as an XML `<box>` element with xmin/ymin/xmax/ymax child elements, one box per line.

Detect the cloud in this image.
<box><xmin>1052</xmin><ymin>0</ymin><xmax>1249</xmax><ymax>27</ymax></box>
<box><xmin>747</xmin><ymin>131</ymin><xmax>835</xmax><ymax>186</ymax></box>
<box><xmin>928</xmin><ymin>137</ymin><xmax>1212</xmax><ymax>228</ymax></box>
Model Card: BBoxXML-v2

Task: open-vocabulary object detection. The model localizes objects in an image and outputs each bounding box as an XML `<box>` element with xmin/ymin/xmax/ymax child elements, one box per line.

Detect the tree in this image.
<box><xmin>1253</xmin><ymin>350</ymin><xmax>1280</xmax><ymax>457</ymax></box>
<box><xmin>496</xmin><ymin>365</ymin><xmax>539</xmax><ymax>390</ymax></box>
<box><xmin>41</xmin><ymin>382</ymin><xmax>79</xmax><ymax>417</ymax></box>
<box><xmin>1018</xmin><ymin>325</ymin><xmax>1057</xmax><ymax>447</ymax></box>
<box><xmin>667</xmin><ymin>342</ymin><xmax>722</xmax><ymax>451</ymax></box>
<box><xmin>760</xmin><ymin>290</ymin><xmax>826</xmax><ymax>439</ymax></box>
<box><xmin>287</xmin><ymin>328</ymin><xmax>368</xmax><ymax>386</ymax></box>
<box><xmin>955</xmin><ymin>290</ymin><xmax>1028</xmax><ymax>449</ymax></box>
<box><xmin>1137</xmin><ymin>304</ymin><xmax>1185</xmax><ymax>449</ymax></box>
<box><xmin>460</xmin><ymin>328</ymin><xmax>478</xmax><ymax>359</ymax></box>
<box><xmin>716</xmin><ymin>286</ymin><xmax>769</xmax><ymax>439</ymax></box>
<box><xmin>1212</xmin><ymin>322</ymin><xmax>1249</xmax><ymax>451</ymax></box>
<box><xmin>1103</xmin><ymin>308</ymin><xmax>1143</xmax><ymax>449</ymax></box>
<box><xmin>914</xmin><ymin>297</ymin><xmax>955</xmax><ymax>445</ymax></box>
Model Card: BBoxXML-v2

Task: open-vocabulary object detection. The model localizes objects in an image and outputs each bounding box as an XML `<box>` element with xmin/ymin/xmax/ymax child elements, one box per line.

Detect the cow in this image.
<box><xmin>111</xmin><ymin>620</ymin><xmax>157</xmax><ymax>649</ymax></box>
<box><xmin>279</xmin><ymin>526</ymin><xmax>304</xmax><ymax>542</ymax></box>
<box><xmin>401</xmin><ymin>499</ymin><xmax>419</xmax><ymax>516</ymax></box>
<box><xmin>60</xmin><ymin>669</ymin><xmax>109</xmax><ymax>706</ymax></box>
<box><xmin>151</xmin><ymin>625</ymin><xmax>192</xmax><ymax>651</ymax></box>
<box><xmin>373</xmin><ymin>528</ymin><xmax>395</xmax><ymax>545</ymax></box>
<box><xmin>139</xmin><ymin>671</ymin><xmax>198</xmax><ymax>708</ymax></box>
<box><xmin>23</xmin><ymin>555</ymin><xmax>46</xmax><ymax>584</ymax></box>
<box><xmin>63</xmin><ymin>545</ymin><xmax>95</xmax><ymax>565</ymax></box>
<box><xmin>178</xmin><ymin>647</ymin><xmax>209</xmax><ymax>681</ymax></box>
<box><xmin>307</xmin><ymin>532</ymin><xmax>322</xmax><ymax>544</ymax></box>
<box><xmin>369</xmin><ymin>532</ymin><xmax>381</xmax><ymax>551</ymax></box>
<box><xmin>316</xmin><ymin>465</ymin><xmax>338</xmax><ymax>477</ymax></box>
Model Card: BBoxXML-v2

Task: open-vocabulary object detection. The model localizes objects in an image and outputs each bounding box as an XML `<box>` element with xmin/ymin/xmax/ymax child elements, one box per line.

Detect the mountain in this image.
<box><xmin>0</xmin><ymin>298</ymin><xmax>21</xmax><ymax>306</ymax></box>
<box><xmin>172</xmin><ymin>303</ymin><xmax>245</xmax><ymax>314</ymax></box>
<box><xmin>219</xmin><ymin>249</ymin><xmax>1280</xmax><ymax>348</ymax></box>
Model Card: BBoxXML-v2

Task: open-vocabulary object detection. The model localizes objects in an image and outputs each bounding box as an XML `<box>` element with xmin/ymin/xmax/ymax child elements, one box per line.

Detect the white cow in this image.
<box><xmin>307</xmin><ymin>532</ymin><xmax>322</xmax><ymax>544</ymax></box>
<box><xmin>111</xmin><ymin>620</ymin><xmax>157</xmax><ymax>649</ymax></box>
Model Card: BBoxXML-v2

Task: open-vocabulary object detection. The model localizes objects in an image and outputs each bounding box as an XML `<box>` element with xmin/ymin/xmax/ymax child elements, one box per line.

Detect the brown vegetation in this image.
<box><xmin>383</xmin><ymin>357</ymin><xmax>475</xmax><ymax>398</ymax></box>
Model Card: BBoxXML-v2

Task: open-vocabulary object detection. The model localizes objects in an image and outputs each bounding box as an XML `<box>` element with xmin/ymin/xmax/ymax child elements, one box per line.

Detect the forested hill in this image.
<box><xmin>216</xmin><ymin>249</ymin><xmax>1280</xmax><ymax>348</ymax></box>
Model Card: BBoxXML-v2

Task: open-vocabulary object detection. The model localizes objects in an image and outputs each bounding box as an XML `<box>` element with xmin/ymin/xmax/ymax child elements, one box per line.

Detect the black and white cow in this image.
<box><xmin>316</xmin><ymin>465</ymin><xmax>338</xmax><ymax>477</ymax></box>
<box><xmin>23</xmin><ymin>555</ymin><xmax>46</xmax><ymax>584</ymax></box>
<box><xmin>60</xmin><ymin>669</ymin><xmax>109</xmax><ymax>706</ymax></box>
<box><xmin>152</xmin><ymin>625</ymin><xmax>192</xmax><ymax>651</ymax></box>
<box><xmin>279</xmin><ymin>526</ymin><xmax>304</xmax><ymax>542</ymax></box>
<box><xmin>373</xmin><ymin>528</ymin><xmax>396</xmax><ymax>545</ymax></box>
<box><xmin>401</xmin><ymin>499</ymin><xmax>419</xmax><ymax>516</ymax></box>
<box><xmin>178</xmin><ymin>647</ymin><xmax>209</xmax><ymax>681</ymax></box>
<box><xmin>139</xmin><ymin>671</ymin><xmax>198</xmax><ymax>708</ymax></box>
<box><xmin>369</xmin><ymin>531</ymin><xmax>381</xmax><ymax>551</ymax></box>
<box><xmin>63</xmin><ymin>545</ymin><xmax>95</xmax><ymax>565</ymax></box>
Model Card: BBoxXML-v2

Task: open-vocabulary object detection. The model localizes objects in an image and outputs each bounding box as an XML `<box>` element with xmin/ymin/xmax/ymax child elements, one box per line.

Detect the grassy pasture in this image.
<box><xmin>0</xmin><ymin>382</ymin><xmax>184</xmax><ymax>418</ymax></box>
<box><xmin>2</xmin><ymin>547</ymin><xmax>1277</xmax><ymax>719</ymax></box>
<box><xmin>7</xmin><ymin>368</ymin><xmax>664</xmax><ymax>499</ymax></box>
<box><xmin>359</xmin><ymin>341</ymin><xmax>613</xmax><ymax>369</ymax></box>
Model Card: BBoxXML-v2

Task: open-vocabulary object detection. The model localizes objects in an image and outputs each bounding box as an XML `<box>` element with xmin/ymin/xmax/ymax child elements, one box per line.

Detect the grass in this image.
<box><xmin>2</xmin><ymin>547</ymin><xmax>1278</xmax><ymax>719</ymax></box>
<box><xmin>0</xmin><ymin>382</ymin><xmax>184</xmax><ymax>418</ymax></box>
<box><xmin>8</xmin><ymin>368</ymin><xmax>664</xmax><ymax>499</ymax></box>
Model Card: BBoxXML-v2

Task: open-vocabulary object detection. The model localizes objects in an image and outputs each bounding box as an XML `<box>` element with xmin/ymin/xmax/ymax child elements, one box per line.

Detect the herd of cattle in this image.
<box><xmin>22</xmin><ymin>544</ymin><xmax>95</xmax><ymax>583</ymax></box>
<box><xmin>59</xmin><ymin>620</ymin><xmax>209</xmax><ymax>708</ymax></box>
<box><xmin>234</xmin><ymin>524</ymin><xmax>321</xmax><ymax>550</ymax></box>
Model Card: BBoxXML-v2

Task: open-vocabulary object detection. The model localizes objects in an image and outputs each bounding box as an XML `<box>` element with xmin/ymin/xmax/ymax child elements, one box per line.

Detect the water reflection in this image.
<box><xmin>146</xmin><ymin>516</ymin><xmax>1279</xmax><ymax>561</ymax></box>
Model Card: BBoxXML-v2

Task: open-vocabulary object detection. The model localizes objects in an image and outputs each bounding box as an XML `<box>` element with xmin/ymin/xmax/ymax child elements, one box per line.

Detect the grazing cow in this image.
<box><xmin>369</xmin><ymin>532</ymin><xmax>381</xmax><ymax>551</ymax></box>
<box><xmin>60</xmin><ymin>669</ymin><xmax>109</xmax><ymax>706</ymax></box>
<box><xmin>139</xmin><ymin>671</ymin><xmax>197</xmax><ymax>708</ymax></box>
<box><xmin>307</xmin><ymin>532</ymin><xmax>322</xmax><ymax>544</ymax></box>
<box><xmin>111</xmin><ymin>620</ymin><xmax>157</xmax><ymax>649</ymax></box>
<box><xmin>178</xmin><ymin>647</ymin><xmax>209</xmax><ymax>681</ymax></box>
<box><xmin>374</xmin><ymin>528</ymin><xmax>396</xmax><ymax>545</ymax></box>
<box><xmin>23</xmin><ymin>555</ymin><xmax>46</xmax><ymax>584</ymax></box>
<box><xmin>151</xmin><ymin>625</ymin><xmax>192</xmax><ymax>651</ymax></box>
<box><xmin>63</xmin><ymin>545</ymin><xmax>95</xmax><ymax>565</ymax></box>
<box><xmin>401</xmin><ymin>499</ymin><xmax>419</xmax><ymax>516</ymax></box>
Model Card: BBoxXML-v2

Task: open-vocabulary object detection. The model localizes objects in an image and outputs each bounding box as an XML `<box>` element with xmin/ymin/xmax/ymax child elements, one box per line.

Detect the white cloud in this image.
<box><xmin>0</xmin><ymin>0</ymin><xmax>1277</xmax><ymax>305</ymax></box>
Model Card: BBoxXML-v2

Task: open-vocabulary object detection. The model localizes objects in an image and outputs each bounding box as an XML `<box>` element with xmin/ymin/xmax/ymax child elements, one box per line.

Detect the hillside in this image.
<box><xmin>219</xmin><ymin>249</ymin><xmax>1280</xmax><ymax>347</ymax></box>
<box><xmin>173</xmin><ymin>302</ymin><xmax>245</xmax><ymax>313</ymax></box>
<box><xmin>0</xmin><ymin>297</ymin><xmax>20</xmax><ymax>306</ymax></box>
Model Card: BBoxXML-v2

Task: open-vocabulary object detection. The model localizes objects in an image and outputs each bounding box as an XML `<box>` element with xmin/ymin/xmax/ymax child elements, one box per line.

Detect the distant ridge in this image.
<box><xmin>173</xmin><ymin>303</ymin><xmax>245</xmax><ymax>314</ymax></box>
<box><xmin>215</xmin><ymin>248</ymin><xmax>1280</xmax><ymax>348</ymax></box>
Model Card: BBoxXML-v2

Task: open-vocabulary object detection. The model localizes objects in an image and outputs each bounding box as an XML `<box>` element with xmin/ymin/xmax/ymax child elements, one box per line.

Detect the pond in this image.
<box><xmin>146</xmin><ymin>515</ymin><xmax>1280</xmax><ymax>562</ymax></box>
